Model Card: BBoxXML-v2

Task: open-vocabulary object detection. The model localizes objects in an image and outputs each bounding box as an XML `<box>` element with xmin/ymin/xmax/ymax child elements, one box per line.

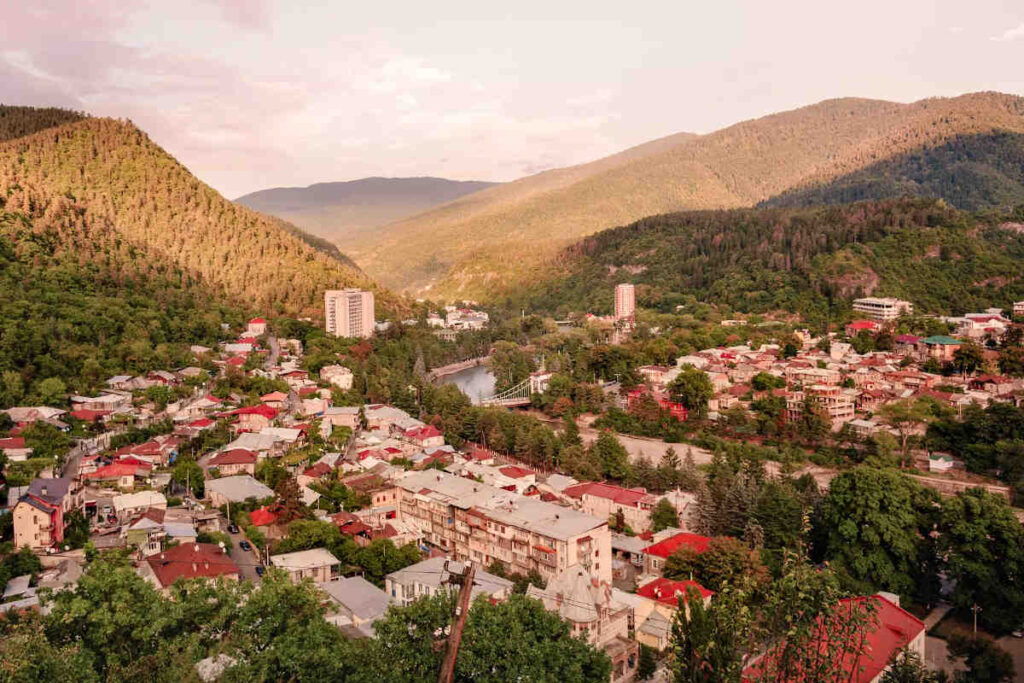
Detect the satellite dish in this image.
<box><xmin>218</xmin><ymin>541</ymin><xmax>226</xmax><ymax>550</ymax></box>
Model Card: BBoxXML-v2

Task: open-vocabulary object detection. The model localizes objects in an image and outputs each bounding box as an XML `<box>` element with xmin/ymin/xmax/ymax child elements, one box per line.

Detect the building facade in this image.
<box><xmin>614</xmin><ymin>283</ymin><xmax>635</xmax><ymax>321</ymax></box>
<box><xmin>851</xmin><ymin>297</ymin><xmax>914</xmax><ymax>321</ymax></box>
<box><xmin>325</xmin><ymin>289</ymin><xmax>375</xmax><ymax>339</ymax></box>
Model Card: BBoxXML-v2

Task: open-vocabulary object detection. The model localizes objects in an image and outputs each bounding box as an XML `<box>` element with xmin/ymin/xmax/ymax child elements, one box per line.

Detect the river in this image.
<box><xmin>438</xmin><ymin>363</ymin><xmax>496</xmax><ymax>405</ymax></box>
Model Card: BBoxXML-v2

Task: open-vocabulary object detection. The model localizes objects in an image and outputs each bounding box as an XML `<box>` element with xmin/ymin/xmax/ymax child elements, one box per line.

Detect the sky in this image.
<box><xmin>2</xmin><ymin>0</ymin><xmax>1024</xmax><ymax>198</ymax></box>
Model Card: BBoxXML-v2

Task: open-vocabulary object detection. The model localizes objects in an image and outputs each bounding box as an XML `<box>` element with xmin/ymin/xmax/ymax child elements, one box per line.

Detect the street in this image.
<box><xmin>224</xmin><ymin>516</ymin><xmax>264</xmax><ymax>583</ymax></box>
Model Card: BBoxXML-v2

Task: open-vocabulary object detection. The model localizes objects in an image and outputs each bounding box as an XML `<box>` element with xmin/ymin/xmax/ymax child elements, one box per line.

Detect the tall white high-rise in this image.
<box><xmin>324</xmin><ymin>289</ymin><xmax>375</xmax><ymax>339</ymax></box>
<box><xmin>614</xmin><ymin>283</ymin><xmax>635</xmax><ymax>320</ymax></box>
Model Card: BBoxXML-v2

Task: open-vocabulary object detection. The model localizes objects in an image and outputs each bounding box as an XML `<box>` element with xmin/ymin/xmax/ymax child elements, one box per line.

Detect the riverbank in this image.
<box><xmin>427</xmin><ymin>356</ymin><xmax>489</xmax><ymax>381</ymax></box>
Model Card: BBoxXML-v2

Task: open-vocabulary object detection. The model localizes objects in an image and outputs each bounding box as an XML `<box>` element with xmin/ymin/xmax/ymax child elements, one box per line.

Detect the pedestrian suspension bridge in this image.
<box><xmin>479</xmin><ymin>377</ymin><xmax>533</xmax><ymax>407</ymax></box>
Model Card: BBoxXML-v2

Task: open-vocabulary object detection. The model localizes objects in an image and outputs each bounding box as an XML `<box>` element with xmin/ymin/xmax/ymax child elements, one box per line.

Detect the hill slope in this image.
<box><xmin>235</xmin><ymin>177</ymin><xmax>497</xmax><ymax>247</ymax></box>
<box><xmin>359</xmin><ymin>92</ymin><xmax>1024</xmax><ymax>298</ymax></box>
<box><xmin>0</xmin><ymin>108</ymin><xmax>401</xmax><ymax>403</ymax></box>
<box><xmin>506</xmin><ymin>198</ymin><xmax>1024</xmax><ymax>323</ymax></box>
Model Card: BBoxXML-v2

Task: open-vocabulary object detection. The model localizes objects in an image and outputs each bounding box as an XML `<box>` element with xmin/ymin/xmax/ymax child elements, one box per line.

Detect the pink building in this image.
<box><xmin>614</xmin><ymin>283</ymin><xmax>635</xmax><ymax>321</ymax></box>
<box><xmin>325</xmin><ymin>289</ymin><xmax>375</xmax><ymax>339</ymax></box>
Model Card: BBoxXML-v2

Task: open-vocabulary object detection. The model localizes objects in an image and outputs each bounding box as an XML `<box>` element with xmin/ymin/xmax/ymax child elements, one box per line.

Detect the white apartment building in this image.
<box><xmin>614</xmin><ymin>283</ymin><xmax>635</xmax><ymax>320</ymax></box>
<box><xmin>394</xmin><ymin>470</ymin><xmax>612</xmax><ymax>584</ymax></box>
<box><xmin>1014</xmin><ymin>301</ymin><xmax>1024</xmax><ymax>318</ymax></box>
<box><xmin>324</xmin><ymin>289</ymin><xmax>375</xmax><ymax>339</ymax></box>
<box><xmin>852</xmin><ymin>297</ymin><xmax>914</xmax><ymax>321</ymax></box>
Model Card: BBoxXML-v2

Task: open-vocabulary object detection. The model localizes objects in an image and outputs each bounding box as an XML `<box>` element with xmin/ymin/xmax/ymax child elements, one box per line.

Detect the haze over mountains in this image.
<box><xmin>235</xmin><ymin>177</ymin><xmax>496</xmax><ymax>250</ymax></box>
<box><xmin>282</xmin><ymin>91</ymin><xmax>1024</xmax><ymax>299</ymax></box>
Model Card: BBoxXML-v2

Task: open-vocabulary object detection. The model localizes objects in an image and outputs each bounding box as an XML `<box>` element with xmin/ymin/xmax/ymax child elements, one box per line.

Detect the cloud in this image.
<box><xmin>990</xmin><ymin>22</ymin><xmax>1024</xmax><ymax>41</ymax></box>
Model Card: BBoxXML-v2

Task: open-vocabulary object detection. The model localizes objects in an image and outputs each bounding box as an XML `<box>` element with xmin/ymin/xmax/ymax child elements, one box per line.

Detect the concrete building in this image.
<box><xmin>561</xmin><ymin>482</ymin><xmax>658</xmax><ymax>533</ymax></box>
<box><xmin>325</xmin><ymin>289</ymin><xmax>375</xmax><ymax>339</ymax></box>
<box><xmin>271</xmin><ymin>548</ymin><xmax>342</xmax><ymax>583</ymax></box>
<box><xmin>852</xmin><ymin>297</ymin><xmax>914</xmax><ymax>321</ymax></box>
<box><xmin>385</xmin><ymin>557</ymin><xmax>513</xmax><ymax>606</ymax></box>
<box><xmin>12</xmin><ymin>478</ymin><xmax>81</xmax><ymax>550</ymax></box>
<box><xmin>395</xmin><ymin>470</ymin><xmax>612</xmax><ymax>584</ymax></box>
<box><xmin>320</xmin><ymin>576</ymin><xmax>393</xmax><ymax>637</ymax></box>
<box><xmin>1014</xmin><ymin>300</ymin><xmax>1024</xmax><ymax>318</ymax></box>
<box><xmin>205</xmin><ymin>475</ymin><xmax>274</xmax><ymax>507</ymax></box>
<box><xmin>614</xmin><ymin>283</ymin><xmax>635</xmax><ymax>321</ymax></box>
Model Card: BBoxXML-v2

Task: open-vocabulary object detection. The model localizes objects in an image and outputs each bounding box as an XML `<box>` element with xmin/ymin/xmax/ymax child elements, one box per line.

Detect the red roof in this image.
<box><xmin>260</xmin><ymin>391</ymin><xmax>288</xmax><ymax>402</ymax></box>
<box><xmin>847</xmin><ymin>320</ymin><xmax>878</xmax><ymax>331</ymax></box>
<box><xmin>209</xmin><ymin>449</ymin><xmax>257</xmax><ymax>466</ymax></box>
<box><xmin>742</xmin><ymin>595</ymin><xmax>924</xmax><ymax>683</ymax></box>
<box><xmin>498</xmin><ymin>465</ymin><xmax>535</xmax><ymax>479</ymax></box>
<box><xmin>227</xmin><ymin>404</ymin><xmax>278</xmax><ymax>420</ymax></box>
<box><xmin>894</xmin><ymin>334</ymin><xmax>922</xmax><ymax>344</ymax></box>
<box><xmin>643</xmin><ymin>532</ymin><xmax>712</xmax><ymax>559</ymax></box>
<box><xmin>69</xmin><ymin>409</ymin><xmax>110</xmax><ymax>422</ymax></box>
<box><xmin>249</xmin><ymin>317</ymin><xmax>266</xmax><ymax>324</ymax></box>
<box><xmin>302</xmin><ymin>462</ymin><xmax>332</xmax><ymax>478</ymax></box>
<box><xmin>225</xmin><ymin>356</ymin><xmax>246</xmax><ymax>366</ymax></box>
<box><xmin>84</xmin><ymin>462</ymin><xmax>150</xmax><ymax>480</ymax></box>
<box><xmin>563</xmin><ymin>481</ymin><xmax>650</xmax><ymax>507</ymax></box>
<box><xmin>146</xmin><ymin>543</ymin><xmax>239</xmax><ymax>587</ymax></box>
<box><xmin>0</xmin><ymin>437</ymin><xmax>27</xmax><ymax>450</ymax></box>
<box><xmin>249</xmin><ymin>507</ymin><xmax>279</xmax><ymax>527</ymax></box>
<box><xmin>188</xmin><ymin>418</ymin><xmax>215</xmax><ymax>428</ymax></box>
<box><xmin>637</xmin><ymin>577</ymin><xmax>713</xmax><ymax>606</ymax></box>
<box><xmin>404</xmin><ymin>425</ymin><xmax>443</xmax><ymax>440</ymax></box>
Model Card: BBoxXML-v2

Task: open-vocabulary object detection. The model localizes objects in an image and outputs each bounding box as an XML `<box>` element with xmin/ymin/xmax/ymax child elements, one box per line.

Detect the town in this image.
<box><xmin>3</xmin><ymin>281</ymin><xmax>1024</xmax><ymax>683</ymax></box>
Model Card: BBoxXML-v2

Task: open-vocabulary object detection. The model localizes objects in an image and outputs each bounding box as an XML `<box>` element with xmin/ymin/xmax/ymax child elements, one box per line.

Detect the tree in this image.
<box><xmin>878</xmin><ymin>398</ymin><xmax>934</xmax><ymax>466</ymax></box>
<box><xmin>947</xmin><ymin>632</ymin><xmax>1015</xmax><ymax>683</ymax></box>
<box><xmin>881</xmin><ymin>650</ymin><xmax>941</xmax><ymax>682</ymax></box>
<box><xmin>369</xmin><ymin>593</ymin><xmax>612</xmax><ymax>682</ymax></box>
<box><xmin>489</xmin><ymin>341</ymin><xmax>534</xmax><ymax>393</ymax></box>
<box><xmin>664</xmin><ymin>536</ymin><xmax>766</xmax><ymax>592</ymax></box>
<box><xmin>561</xmin><ymin>412</ymin><xmax>582</xmax><ymax>447</ymax></box>
<box><xmin>35</xmin><ymin>377</ymin><xmax>66</xmax><ymax>407</ymax></box>
<box><xmin>667</xmin><ymin>366</ymin><xmax>714</xmax><ymax>419</ymax></box>
<box><xmin>670</xmin><ymin>584</ymin><xmax>749</xmax><ymax>683</ymax></box>
<box><xmin>637</xmin><ymin>644</ymin><xmax>657</xmax><ymax>680</ymax></box>
<box><xmin>651</xmin><ymin>498</ymin><xmax>679</xmax><ymax>532</ymax></box>
<box><xmin>998</xmin><ymin>346</ymin><xmax>1024</xmax><ymax>377</ymax></box>
<box><xmin>172</xmin><ymin>458</ymin><xmax>204</xmax><ymax>498</ymax></box>
<box><xmin>940</xmin><ymin>489</ymin><xmax>1024</xmax><ymax>634</ymax></box>
<box><xmin>952</xmin><ymin>342</ymin><xmax>985</xmax><ymax>378</ymax></box>
<box><xmin>811</xmin><ymin>468</ymin><xmax>940</xmax><ymax>600</ymax></box>
<box><xmin>591</xmin><ymin>429</ymin><xmax>631</xmax><ymax>481</ymax></box>
<box><xmin>274</xmin><ymin>476</ymin><xmax>305</xmax><ymax>524</ymax></box>
<box><xmin>61</xmin><ymin>510</ymin><xmax>90</xmax><ymax>550</ymax></box>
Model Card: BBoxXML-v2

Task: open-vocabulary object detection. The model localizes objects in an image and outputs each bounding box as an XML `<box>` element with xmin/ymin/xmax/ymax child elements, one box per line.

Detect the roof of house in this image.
<box><xmin>404</xmin><ymin>425</ymin><xmax>443</xmax><ymax>440</ymax></box>
<box><xmin>147</xmin><ymin>543</ymin><xmax>239</xmax><ymax>587</ymax></box>
<box><xmin>319</xmin><ymin>576</ymin><xmax>393</xmax><ymax>621</ymax></box>
<box><xmin>302</xmin><ymin>462</ymin><xmax>332</xmax><ymax>478</ymax></box>
<box><xmin>69</xmin><ymin>409</ymin><xmax>110</xmax><ymax>422</ymax></box>
<box><xmin>25</xmin><ymin>478</ymin><xmax>71</xmax><ymax>505</ymax></box>
<box><xmin>387</xmin><ymin>557</ymin><xmax>512</xmax><ymax>597</ymax></box>
<box><xmin>205</xmin><ymin>475</ymin><xmax>274</xmax><ymax>502</ymax></box>
<box><xmin>498</xmin><ymin>465</ymin><xmax>535</xmax><ymax>479</ymax></box>
<box><xmin>248</xmin><ymin>506</ymin><xmax>279</xmax><ymax>527</ymax></box>
<box><xmin>562</xmin><ymin>481</ymin><xmax>650</xmax><ymax>507</ymax></box>
<box><xmin>226</xmin><ymin>404</ymin><xmax>278</xmax><ymax>420</ymax></box>
<box><xmin>637</xmin><ymin>577</ymin><xmax>713</xmax><ymax>606</ymax></box>
<box><xmin>270</xmin><ymin>548</ymin><xmax>340</xmax><ymax>570</ymax></box>
<box><xmin>261</xmin><ymin>391</ymin><xmax>288</xmax><ymax>402</ymax></box>
<box><xmin>643</xmin><ymin>532</ymin><xmax>712</xmax><ymax>559</ymax></box>
<box><xmin>921</xmin><ymin>335</ymin><xmax>961</xmax><ymax>345</ymax></box>
<box><xmin>85</xmin><ymin>462</ymin><xmax>150</xmax><ymax>480</ymax></box>
<box><xmin>208</xmin><ymin>449</ymin><xmax>258</xmax><ymax>466</ymax></box>
<box><xmin>0</xmin><ymin>437</ymin><xmax>27</xmax><ymax>450</ymax></box>
<box><xmin>846</xmin><ymin>320</ymin><xmax>878</xmax><ymax>330</ymax></box>
<box><xmin>249</xmin><ymin>317</ymin><xmax>266</xmax><ymax>324</ymax></box>
<box><xmin>113</xmin><ymin>491</ymin><xmax>167</xmax><ymax>511</ymax></box>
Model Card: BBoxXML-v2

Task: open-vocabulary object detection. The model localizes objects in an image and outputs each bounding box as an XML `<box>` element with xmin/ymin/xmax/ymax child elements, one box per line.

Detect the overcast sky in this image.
<box><xmin>2</xmin><ymin>0</ymin><xmax>1024</xmax><ymax>198</ymax></box>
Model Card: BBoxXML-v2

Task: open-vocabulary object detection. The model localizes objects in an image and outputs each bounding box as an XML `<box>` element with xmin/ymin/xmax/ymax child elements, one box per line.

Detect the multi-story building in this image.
<box><xmin>786</xmin><ymin>385</ymin><xmax>856</xmax><ymax>423</ymax></box>
<box><xmin>394</xmin><ymin>470</ymin><xmax>612</xmax><ymax>584</ymax></box>
<box><xmin>851</xmin><ymin>297</ymin><xmax>914</xmax><ymax>321</ymax></box>
<box><xmin>614</xmin><ymin>283</ymin><xmax>635</xmax><ymax>321</ymax></box>
<box><xmin>562</xmin><ymin>482</ymin><xmax>658</xmax><ymax>533</ymax></box>
<box><xmin>385</xmin><ymin>556</ymin><xmax>513</xmax><ymax>606</ymax></box>
<box><xmin>324</xmin><ymin>289</ymin><xmax>375</xmax><ymax>339</ymax></box>
<box><xmin>12</xmin><ymin>478</ymin><xmax>82</xmax><ymax>550</ymax></box>
<box><xmin>1014</xmin><ymin>301</ymin><xmax>1024</xmax><ymax>319</ymax></box>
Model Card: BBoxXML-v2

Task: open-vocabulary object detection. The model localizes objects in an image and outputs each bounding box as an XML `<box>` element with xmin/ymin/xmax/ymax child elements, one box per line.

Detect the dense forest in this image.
<box><xmin>0</xmin><ymin>104</ymin><xmax>86</xmax><ymax>142</ymax></box>
<box><xmin>0</xmin><ymin>107</ymin><xmax>399</xmax><ymax>318</ymax></box>
<box><xmin>762</xmin><ymin>131</ymin><xmax>1024</xmax><ymax>211</ymax></box>
<box><xmin>505</xmin><ymin>198</ymin><xmax>1024</xmax><ymax>323</ymax></box>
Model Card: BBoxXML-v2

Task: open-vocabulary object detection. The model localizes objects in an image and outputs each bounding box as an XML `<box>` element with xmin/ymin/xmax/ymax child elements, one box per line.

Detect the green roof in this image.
<box><xmin>921</xmin><ymin>335</ymin><xmax>961</xmax><ymax>345</ymax></box>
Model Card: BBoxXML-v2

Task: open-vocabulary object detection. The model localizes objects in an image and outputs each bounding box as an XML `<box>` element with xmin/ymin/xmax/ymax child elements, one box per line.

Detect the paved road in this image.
<box><xmin>225</xmin><ymin>516</ymin><xmax>263</xmax><ymax>584</ymax></box>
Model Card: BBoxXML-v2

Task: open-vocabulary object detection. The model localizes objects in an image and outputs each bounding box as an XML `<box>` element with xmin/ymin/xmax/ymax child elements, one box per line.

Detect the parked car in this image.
<box><xmin>239</xmin><ymin>540</ymin><xmax>252</xmax><ymax>552</ymax></box>
<box><xmin>255</xmin><ymin>566</ymin><xmax>265</xmax><ymax>577</ymax></box>
<box><xmin>227</xmin><ymin>524</ymin><xmax>240</xmax><ymax>534</ymax></box>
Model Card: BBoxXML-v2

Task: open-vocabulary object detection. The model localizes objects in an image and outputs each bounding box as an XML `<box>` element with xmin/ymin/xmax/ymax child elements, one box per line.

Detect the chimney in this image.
<box><xmin>40</xmin><ymin>486</ymin><xmax>48</xmax><ymax>496</ymax></box>
<box><xmin>192</xmin><ymin>563</ymin><xmax>197</xmax><ymax>572</ymax></box>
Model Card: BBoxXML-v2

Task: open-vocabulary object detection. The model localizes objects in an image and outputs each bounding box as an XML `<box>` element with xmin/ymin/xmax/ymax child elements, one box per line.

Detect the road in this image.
<box><xmin>224</xmin><ymin>515</ymin><xmax>263</xmax><ymax>583</ymax></box>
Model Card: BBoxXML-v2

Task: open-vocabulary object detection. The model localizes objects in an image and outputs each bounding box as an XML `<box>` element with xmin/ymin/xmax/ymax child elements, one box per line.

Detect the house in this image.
<box><xmin>562</xmin><ymin>481</ymin><xmax>658</xmax><ymax>533</ymax></box>
<box><xmin>144</xmin><ymin>542</ymin><xmax>239</xmax><ymax>590</ymax></box>
<box><xmin>635</xmin><ymin>577</ymin><xmax>713</xmax><ymax>650</ymax></box>
<box><xmin>260</xmin><ymin>391</ymin><xmax>289</xmax><ymax>410</ymax></box>
<box><xmin>320</xmin><ymin>576</ymin><xmax>394</xmax><ymax>637</ymax></box>
<box><xmin>928</xmin><ymin>454</ymin><xmax>958</xmax><ymax>473</ymax></box>
<box><xmin>403</xmin><ymin>425</ymin><xmax>444</xmax><ymax>449</ymax></box>
<box><xmin>1014</xmin><ymin>301</ymin><xmax>1024</xmax><ymax>319</ymax></box>
<box><xmin>246</xmin><ymin>317</ymin><xmax>267</xmax><ymax>336</ymax></box>
<box><xmin>320</xmin><ymin>364</ymin><xmax>354</xmax><ymax>391</ymax></box>
<box><xmin>845</xmin><ymin>320</ymin><xmax>879</xmax><ymax>337</ymax></box>
<box><xmin>12</xmin><ymin>478</ymin><xmax>80</xmax><ymax>550</ymax></box>
<box><xmin>113</xmin><ymin>491</ymin><xmax>167</xmax><ymax>523</ymax></box>
<box><xmin>205</xmin><ymin>475</ymin><xmax>274</xmax><ymax>507</ymax></box>
<box><xmin>83</xmin><ymin>461</ymin><xmax>152</xmax><ymax>490</ymax></box>
<box><xmin>851</xmin><ymin>297</ymin><xmax>914</xmax><ymax>321</ymax></box>
<box><xmin>0</xmin><ymin>437</ymin><xmax>32</xmax><ymax>461</ymax></box>
<box><xmin>222</xmin><ymin>404</ymin><xmax>278</xmax><ymax>432</ymax></box>
<box><xmin>323</xmin><ymin>406</ymin><xmax>360</xmax><ymax>431</ymax></box>
<box><xmin>71</xmin><ymin>392</ymin><xmax>131</xmax><ymax>413</ymax></box>
<box><xmin>385</xmin><ymin>557</ymin><xmax>513</xmax><ymax>606</ymax></box>
<box><xmin>270</xmin><ymin>548</ymin><xmax>342</xmax><ymax>583</ymax></box>
<box><xmin>742</xmin><ymin>594</ymin><xmax>925</xmax><ymax>683</ymax></box>
<box><xmin>921</xmin><ymin>336</ymin><xmax>962</xmax><ymax>362</ymax></box>
<box><xmin>626</xmin><ymin>388</ymin><xmax>688</xmax><ymax>422</ymax></box>
<box><xmin>207</xmin><ymin>449</ymin><xmax>258</xmax><ymax>476</ymax></box>
<box><xmin>175</xmin><ymin>417</ymin><xmax>217</xmax><ymax>438</ymax></box>
<box><xmin>642</xmin><ymin>532</ymin><xmax>711</xmax><ymax>575</ymax></box>
<box><xmin>527</xmin><ymin>566</ymin><xmax>638</xmax><ymax>681</ymax></box>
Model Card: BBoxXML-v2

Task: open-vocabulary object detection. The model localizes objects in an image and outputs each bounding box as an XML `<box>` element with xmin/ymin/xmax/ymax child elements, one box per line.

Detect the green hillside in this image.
<box><xmin>762</xmin><ymin>131</ymin><xmax>1024</xmax><ymax>211</ymax></box>
<box><xmin>506</xmin><ymin>199</ymin><xmax>1024</xmax><ymax>324</ymax></box>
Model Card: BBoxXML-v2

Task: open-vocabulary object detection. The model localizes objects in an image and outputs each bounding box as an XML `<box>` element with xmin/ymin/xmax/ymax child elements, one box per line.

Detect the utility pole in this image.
<box><xmin>438</xmin><ymin>562</ymin><xmax>476</xmax><ymax>683</ymax></box>
<box><xmin>971</xmin><ymin>603</ymin><xmax>982</xmax><ymax>634</ymax></box>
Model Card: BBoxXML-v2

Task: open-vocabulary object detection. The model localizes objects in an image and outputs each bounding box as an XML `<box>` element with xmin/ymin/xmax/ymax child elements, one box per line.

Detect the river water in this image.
<box><xmin>438</xmin><ymin>364</ymin><xmax>496</xmax><ymax>405</ymax></box>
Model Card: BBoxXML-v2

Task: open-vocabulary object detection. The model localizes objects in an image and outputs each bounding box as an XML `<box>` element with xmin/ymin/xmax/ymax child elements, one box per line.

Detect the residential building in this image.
<box><xmin>112</xmin><ymin>491</ymin><xmax>167</xmax><ymax>523</ymax></box>
<box><xmin>614</xmin><ymin>283</ymin><xmax>635</xmax><ymax>323</ymax></box>
<box><xmin>635</xmin><ymin>577</ymin><xmax>713</xmax><ymax>650</ymax></box>
<box><xmin>845</xmin><ymin>320</ymin><xmax>879</xmax><ymax>337</ymax></box>
<box><xmin>320</xmin><ymin>364</ymin><xmax>354</xmax><ymax>390</ymax></box>
<box><xmin>320</xmin><ymin>576</ymin><xmax>394</xmax><ymax>638</ymax></box>
<box><xmin>562</xmin><ymin>482</ymin><xmax>658</xmax><ymax>533</ymax></box>
<box><xmin>921</xmin><ymin>335</ymin><xmax>962</xmax><ymax>362</ymax></box>
<box><xmin>395</xmin><ymin>470</ymin><xmax>612</xmax><ymax>584</ymax></box>
<box><xmin>206</xmin><ymin>449</ymin><xmax>258</xmax><ymax>476</ymax></box>
<box><xmin>12</xmin><ymin>478</ymin><xmax>80</xmax><ymax>550</ymax></box>
<box><xmin>144</xmin><ymin>542</ymin><xmax>239</xmax><ymax>591</ymax></box>
<box><xmin>0</xmin><ymin>437</ymin><xmax>32</xmax><ymax>461</ymax></box>
<box><xmin>246</xmin><ymin>317</ymin><xmax>267</xmax><ymax>336</ymax></box>
<box><xmin>205</xmin><ymin>475</ymin><xmax>274</xmax><ymax>507</ymax></box>
<box><xmin>642</xmin><ymin>532</ymin><xmax>710</xmax><ymax>575</ymax></box>
<box><xmin>852</xmin><ymin>297</ymin><xmax>914</xmax><ymax>321</ymax></box>
<box><xmin>385</xmin><ymin>557</ymin><xmax>512</xmax><ymax>606</ymax></box>
<box><xmin>270</xmin><ymin>548</ymin><xmax>342</xmax><ymax>583</ymax></box>
<box><xmin>1014</xmin><ymin>301</ymin><xmax>1024</xmax><ymax>318</ymax></box>
<box><xmin>527</xmin><ymin>566</ymin><xmax>638</xmax><ymax>680</ymax></box>
<box><xmin>325</xmin><ymin>288</ymin><xmax>375</xmax><ymax>339</ymax></box>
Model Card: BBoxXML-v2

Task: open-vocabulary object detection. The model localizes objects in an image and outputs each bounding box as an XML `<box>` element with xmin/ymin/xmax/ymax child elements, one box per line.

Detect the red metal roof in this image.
<box><xmin>637</xmin><ymin>577</ymin><xmax>713</xmax><ymax>606</ymax></box>
<box><xmin>146</xmin><ymin>543</ymin><xmax>239</xmax><ymax>587</ymax></box>
<box><xmin>847</xmin><ymin>320</ymin><xmax>878</xmax><ymax>330</ymax></box>
<box><xmin>209</xmin><ymin>449</ymin><xmax>257</xmax><ymax>466</ymax></box>
<box><xmin>405</xmin><ymin>425</ymin><xmax>443</xmax><ymax>440</ymax></box>
<box><xmin>563</xmin><ymin>481</ymin><xmax>650</xmax><ymax>506</ymax></box>
<box><xmin>643</xmin><ymin>532</ymin><xmax>712</xmax><ymax>559</ymax></box>
<box><xmin>69</xmin><ymin>409</ymin><xmax>110</xmax><ymax>422</ymax></box>
<box><xmin>0</xmin><ymin>437</ymin><xmax>27</xmax><ymax>449</ymax></box>
<box><xmin>249</xmin><ymin>317</ymin><xmax>266</xmax><ymax>324</ymax></box>
<box><xmin>498</xmin><ymin>465</ymin><xmax>535</xmax><ymax>479</ymax></box>
<box><xmin>248</xmin><ymin>507</ymin><xmax>278</xmax><ymax>527</ymax></box>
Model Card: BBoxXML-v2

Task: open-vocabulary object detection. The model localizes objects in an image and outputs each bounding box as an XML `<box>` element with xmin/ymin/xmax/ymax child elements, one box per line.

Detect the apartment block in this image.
<box><xmin>851</xmin><ymin>297</ymin><xmax>914</xmax><ymax>321</ymax></box>
<box><xmin>325</xmin><ymin>289</ymin><xmax>375</xmax><ymax>339</ymax></box>
<box><xmin>394</xmin><ymin>470</ymin><xmax>612</xmax><ymax>584</ymax></box>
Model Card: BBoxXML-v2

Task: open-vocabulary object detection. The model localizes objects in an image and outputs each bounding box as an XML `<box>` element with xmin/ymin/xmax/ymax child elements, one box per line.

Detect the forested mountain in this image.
<box><xmin>236</xmin><ymin>176</ymin><xmax>496</xmax><ymax>247</ymax></box>
<box><xmin>354</xmin><ymin>92</ymin><xmax>1024</xmax><ymax>299</ymax></box>
<box><xmin>762</xmin><ymin>131</ymin><xmax>1024</xmax><ymax>211</ymax></box>
<box><xmin>504</xmin><ymin>198</ymin><xmax>1024</xmax><ymax>324</ymax></box>
<box><xmin>0</xmin><ymin>107</ymin><xmax>399</xmax><ymax>404</ymax></box>
<box><xmin>0</xmin><ymin>104</ymin><xmax>86</xmax><ymax>142</ymax></box>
